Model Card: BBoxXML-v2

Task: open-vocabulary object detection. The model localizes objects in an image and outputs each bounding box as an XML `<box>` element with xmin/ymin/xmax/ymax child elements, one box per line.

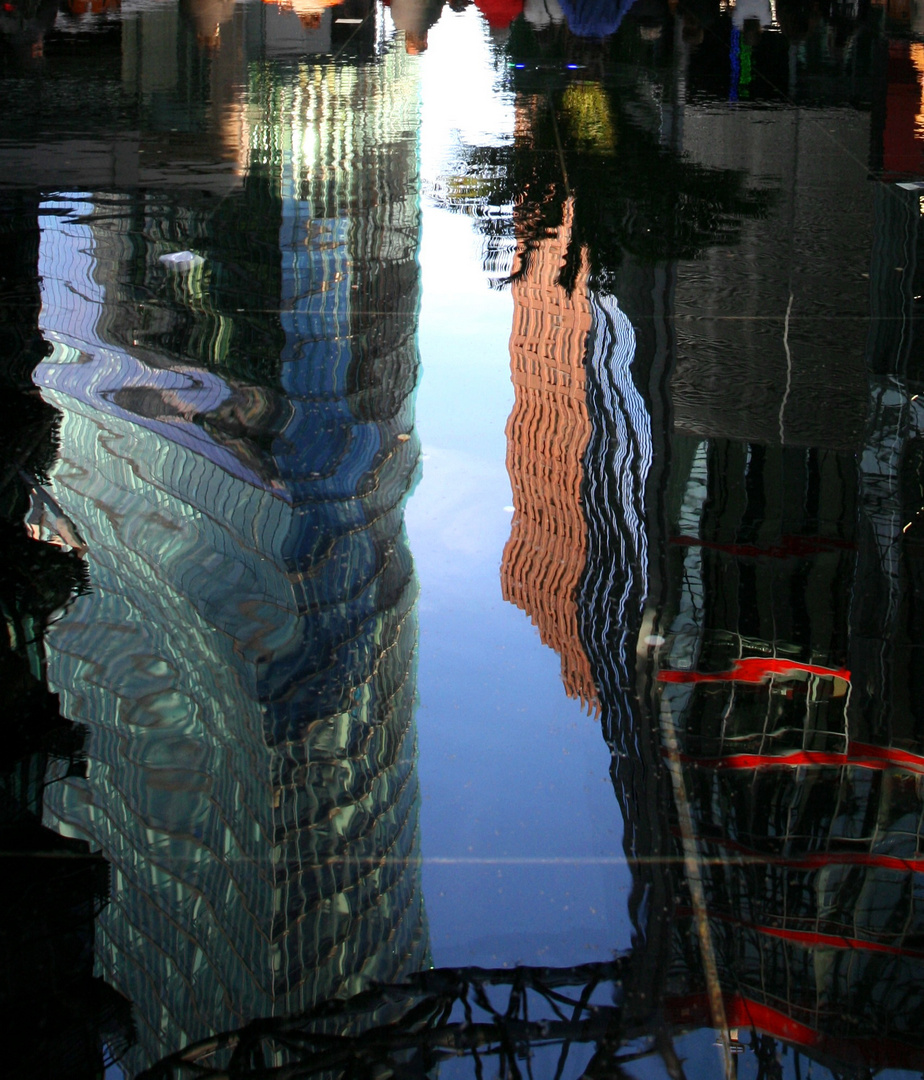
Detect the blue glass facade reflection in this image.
<box><xmin>35</xmin><ymin>36</ymin><xmax>428</xmax><ymax>1073</ymax></box>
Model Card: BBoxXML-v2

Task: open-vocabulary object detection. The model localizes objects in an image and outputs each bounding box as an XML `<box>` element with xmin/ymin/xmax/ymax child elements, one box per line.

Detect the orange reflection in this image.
<box><xmin>911</xmin><ymin>42</ymin><xmax>924</xmax><ymax>140</ymax></box>
<box><xmin>501</xmin><ymin>198</ymin><xmax>599</xmax><ymax>713</ymax></box>
<box><xmin>262</xmin><ymin>0</ymin><xmax>344</xmax><ymax>29</ymax></box>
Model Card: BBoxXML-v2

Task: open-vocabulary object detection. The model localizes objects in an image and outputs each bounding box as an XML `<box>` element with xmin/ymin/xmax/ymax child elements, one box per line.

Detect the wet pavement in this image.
<box><xmin>3</xmin><ymin>1</ymin><xmax>924</xmax><ymax>1077</ymax></box>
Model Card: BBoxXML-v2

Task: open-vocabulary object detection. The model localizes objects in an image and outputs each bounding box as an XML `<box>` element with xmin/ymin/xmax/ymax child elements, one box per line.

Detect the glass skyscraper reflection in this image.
<box><xmin>36</xmin><ymin>21</ymin><xmax>428</xmax><ymax>1072</ymax></box>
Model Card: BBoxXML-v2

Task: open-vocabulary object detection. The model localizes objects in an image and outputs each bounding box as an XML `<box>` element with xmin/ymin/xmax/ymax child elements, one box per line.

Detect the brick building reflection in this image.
<box><xmin>35</xmin><ymin>24</ymin><xmax>428</xmax><ymax>1075</ymax></box>
<box><xmin>501</xmin><ymin>199</ymin><xmax>598</xmax><ymax>711</ymax></box>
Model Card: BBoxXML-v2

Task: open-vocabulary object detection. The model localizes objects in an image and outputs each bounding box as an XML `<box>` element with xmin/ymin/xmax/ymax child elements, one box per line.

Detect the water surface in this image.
<box><xmin>3</xmin><ymin>1</ymin><xmax>924</xmax><ymax>1077</ymax></box>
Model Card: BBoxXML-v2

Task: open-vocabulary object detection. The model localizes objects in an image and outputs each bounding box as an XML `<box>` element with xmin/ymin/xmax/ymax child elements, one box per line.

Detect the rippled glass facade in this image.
<box><xmin>34</xmin><ymin>26</ymin><xmax>428</xmax><ymax>1072</ymax></box>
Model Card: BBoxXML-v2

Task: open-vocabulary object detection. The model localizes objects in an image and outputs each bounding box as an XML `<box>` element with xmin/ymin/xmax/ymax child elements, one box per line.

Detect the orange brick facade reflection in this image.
<box><xmin>501</xmin><ymin>202</ymin><xmax>598</xmax><ymax>712</ymax></box>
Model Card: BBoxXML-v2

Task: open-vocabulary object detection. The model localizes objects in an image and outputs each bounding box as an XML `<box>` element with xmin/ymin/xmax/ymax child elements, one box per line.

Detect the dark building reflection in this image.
<box><xmin>638</xmin><ymin>191</ymin><xmax>924</xmax><ymax>1065</ymax></box>
<box><xmin>0</xmin><ymin>194</ymin><xmax>133</xmax><ymax>1079</ymax></box>
<box><xmin>22</xmin><ymin>10</ymin><xmax>429</xmax><ymax>1073</ymax></box>
<box><xmin>479</xmin><ymin>11</ymin><xmax>924</xmax><ymax>1073</ymax></box>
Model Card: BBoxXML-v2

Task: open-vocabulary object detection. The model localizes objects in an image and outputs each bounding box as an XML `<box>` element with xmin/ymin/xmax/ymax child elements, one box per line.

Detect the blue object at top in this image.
<box><xmin>559</xmin><ymin>0</ymin><xmax>637</xmax><ymax>36</ymax></box>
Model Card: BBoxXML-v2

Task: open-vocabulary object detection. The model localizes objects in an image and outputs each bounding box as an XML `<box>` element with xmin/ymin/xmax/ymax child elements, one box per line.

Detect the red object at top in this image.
<box><xmin>474</xmin><ymin>0</ymin><xmax>524</xmax><ymax>26</ymax></box>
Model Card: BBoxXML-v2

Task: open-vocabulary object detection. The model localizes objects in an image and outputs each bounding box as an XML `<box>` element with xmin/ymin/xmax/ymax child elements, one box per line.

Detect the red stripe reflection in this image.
<box><xmin>670</xmin><ymin>533</ymin><xmax>857</xmax><ymax>560</ymax></box>
<box><xmin>657</xmin><ymin>657</ymin><xmax>851</xmax><ymax>685</ymax></box>
<box><xmin>676</xmin><ymin>742</ymin><xmax>924</xmax><ymax>775</ymax></box>
<box><xmin>665</xmin><ymin>992</ymin><xmax>924</xmax><ymax>1068</ymax></box>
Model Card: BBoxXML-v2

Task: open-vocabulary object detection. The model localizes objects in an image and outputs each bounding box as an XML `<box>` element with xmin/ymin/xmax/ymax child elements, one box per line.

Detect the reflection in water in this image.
<box><xmin>501</xmin><ymin>200</ymin><xmax>599</xmax><ymax>710</ymax></box>
<box><xmin>33</xmin><ymin>26</ymin><xmax>428</xmax><ymax>1074</ymax></box>
<box><xmin>0</xmin><ymin>194</ymin><xmax>134</xmax><ymax>1077</ymax></box>
<box><xmin>481</xmin><ymin>13</ymin><xmax>924</xmax><ymax>1075</ymax></box>
<box><xmin>4</xmin><ymin>0</ymin><xmax>924</xmax><ymax>1076</ymax></box>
